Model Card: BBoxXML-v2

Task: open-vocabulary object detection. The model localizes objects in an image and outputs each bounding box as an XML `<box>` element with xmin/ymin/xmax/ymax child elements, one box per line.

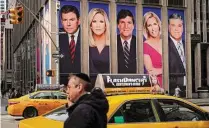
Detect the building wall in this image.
<box><xmin>12</xmin><ymin>0</ymin><xmax>47</xmax><ymax>94</ymax></box>
<box><xmin>10</xmin><ymin>0</ymin><xmax>209</xmax><ymax>97</ymax></box>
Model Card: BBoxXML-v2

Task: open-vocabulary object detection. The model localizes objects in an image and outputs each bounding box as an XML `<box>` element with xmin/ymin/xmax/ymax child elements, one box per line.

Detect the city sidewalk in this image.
<box><xmin>186</xmin><ymin>98</ymin><xmax>209</xmax><ymax>106</ymax></box>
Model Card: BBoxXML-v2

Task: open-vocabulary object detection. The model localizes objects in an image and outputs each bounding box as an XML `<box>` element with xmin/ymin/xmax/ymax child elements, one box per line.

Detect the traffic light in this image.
<box><xmin>8</xmin><ymin>6</ymin><xmax>24</xmax><ymax>24</ymax></box>
<box><xmin>46</xmin><ymin>70</ymin><xmax>55</xmax><ymax>77</ymax></box>
<box><xmin>8</xmin><ymin>8</ymin><xmax>17</xmax><ymax>24</ymax></box>
<box><xmin>16</xmin><ymin>6</ymin><xmax>24</xmax><ymax>24</ymax></box>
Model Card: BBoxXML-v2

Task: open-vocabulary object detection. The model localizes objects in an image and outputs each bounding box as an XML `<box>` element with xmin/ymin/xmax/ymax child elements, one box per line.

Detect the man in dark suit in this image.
<box><xmin>59</xmin><ymin>5</ymin><xmax>81</xmax><ymax>85</ymax></box>
<box><xmin>168</xmin><ymin>13</ymin><xmax>186</xmax><ymax>97</ymax></box>
<box><xmin>117</xmin><ymin>9</ymin><xmax>136</xmax><ymax>73</ymax></box>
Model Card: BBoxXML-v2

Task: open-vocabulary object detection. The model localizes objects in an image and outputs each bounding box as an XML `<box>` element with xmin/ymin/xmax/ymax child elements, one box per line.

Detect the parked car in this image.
<box><xmin>7</xmin><ymin>90</ymin><xmax>67</xmax><ymax>118</ymax></box>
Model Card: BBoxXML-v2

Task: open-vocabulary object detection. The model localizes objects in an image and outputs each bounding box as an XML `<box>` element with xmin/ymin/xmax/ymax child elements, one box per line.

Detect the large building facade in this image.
<box><xmin>9</xmin><ymin>0</ymin><xmax>209</xmax><ymax>97</ymax></box>
<box><xmin>1</xmin><ymin>0</ymin><xmax>15</xmax><ymax>91</ymax></box>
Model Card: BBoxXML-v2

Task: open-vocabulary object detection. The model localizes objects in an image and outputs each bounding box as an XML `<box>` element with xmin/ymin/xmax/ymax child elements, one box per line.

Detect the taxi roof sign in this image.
<box><xmin>95</xmin><ymin>74</ymin><xmax>153</xmax><ymax>96</ymax></box>
<box><xmin>35</xmin><ymin>84</ymin><xmax>64</xmax><ymax>91</ymax></box>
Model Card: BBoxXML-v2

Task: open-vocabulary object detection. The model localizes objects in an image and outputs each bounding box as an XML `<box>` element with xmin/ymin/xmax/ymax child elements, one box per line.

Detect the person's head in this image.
<box><xmin>117</xmin><ymin>9</ymin><xmax>135</xmax><ymax>40</ymax></box>
<box><xmin>168</xmin><ymin>13</ymin><xmax>184</xmax><ymax>41</ymax></box>
<box><xmin>88</xmin><ymin>8</ymin><xmax>110</xmax><ymax>47</ymax></box>
<box><xmin>66</xmin><ymin>73</ymin><xmax>93</xmax><ymax>102</ymax></box>
<box><xmin>143</xmin><ymin>12</ymin><xmax>161</xmax><ymax>39</ymax></box>
<box><xmin>60</xmin><ymin>5</ymin><xmax>80</xmax><ymax>34</ymax></box>
<box><xmin>11</xmin><ymin>88</ymin><xmax>15</xmax><ymax>92</ymax></box>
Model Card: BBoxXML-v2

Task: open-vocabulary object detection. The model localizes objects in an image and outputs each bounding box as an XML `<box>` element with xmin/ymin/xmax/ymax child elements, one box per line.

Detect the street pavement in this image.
<box><xmin>1</xmin><ymin>98</ymin><xmax>23</xmax><ymax>128</ymax></box>
<box><xmin>1</xmin><ymin>98</ymin><xmax>8</xmax><ymax>115</ymax></box>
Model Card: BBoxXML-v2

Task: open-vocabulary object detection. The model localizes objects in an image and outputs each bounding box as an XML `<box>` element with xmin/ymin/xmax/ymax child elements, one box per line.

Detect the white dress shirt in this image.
<box><xmin>120</xmin><ymin>36</ymin><xmax>132</xmax><ymax>51</ymax></box>
<box><xmin>68</xmin><ymin>28</ymin><xmax>80</xmax><ymax>45</ymax></box>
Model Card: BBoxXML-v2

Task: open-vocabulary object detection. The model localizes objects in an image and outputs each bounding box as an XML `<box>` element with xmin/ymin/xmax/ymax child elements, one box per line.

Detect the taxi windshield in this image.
<box><xmin>44</xmin><ymin>106</ymin><xmax>68</xmax><ymax>122</ymax></box>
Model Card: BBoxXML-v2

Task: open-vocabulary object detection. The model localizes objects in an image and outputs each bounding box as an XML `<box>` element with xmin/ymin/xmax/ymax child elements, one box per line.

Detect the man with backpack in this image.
<box><xmin>64</xmin><ymin>73</ymin><xmax>109</xmax><ymax>128</ymax></box>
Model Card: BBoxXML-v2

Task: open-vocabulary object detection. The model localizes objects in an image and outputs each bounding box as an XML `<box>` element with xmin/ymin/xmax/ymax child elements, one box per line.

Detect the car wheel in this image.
<box><xmin>23</xmin><ymin>107</ymin><xmax>38</xmax><ymax>118</ymax></box>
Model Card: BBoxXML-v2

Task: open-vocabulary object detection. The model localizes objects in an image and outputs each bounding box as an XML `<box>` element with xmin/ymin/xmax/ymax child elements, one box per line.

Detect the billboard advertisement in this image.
<box><xmin>116</xmin><ymin>5</ymin><xmax>137</xmax><ymax>74</ymax></box>
<box><xmin>143</xmin><ymin>7</ymin><xmax>163</xmax><ymax>89</ymax></box>
<box><xmin>58</xmin><ymin>1</ymin><xmax>81</xmax><ymax>85</ymax></box>
<box><xmin>168</xmin><ymin>9</ymin><xmax>186</xmax><ymax>97</ymax></box>
<box><xmin>41</xmin><ymin>1</ymin><xmax>51</xmax><ymax>84</ymax></box>
<box><xmin>95</xmin><ymin>74</ymin><xmax>152</xmax><ymax>95</ymax></box>
<box><xmin>88</xmin><ymin>2</ymin><xmax>110</xmax><ymax>85</ymax></box>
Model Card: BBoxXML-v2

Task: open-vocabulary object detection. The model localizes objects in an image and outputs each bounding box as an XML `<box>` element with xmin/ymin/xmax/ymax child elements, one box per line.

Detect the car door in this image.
<box><xmin>51</xmin><ymin>92</ymin><xmax>67</xmax><ymax>109</ymax></box>
<box><xmin>108</xmin><ymin>99</ymin><xmax>171</xmax><ymax>128</ymax></box>
<box><xmin>155</xmin><ymin>99</ymin><xmax>209</xmax><ymax>128</ymax></box>
<box><xmin>31</xmin><ymin>91</ymin><xmax>54</xmax><ymax>115</ymax></box>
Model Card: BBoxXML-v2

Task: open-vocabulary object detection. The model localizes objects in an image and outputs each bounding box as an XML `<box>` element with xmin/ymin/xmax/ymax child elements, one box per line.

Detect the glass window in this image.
<box><xmin>52</xmin><ymin>92</ymin><xmax>67</xmax><ymax>99</ymax></box>
<box><xmin>32</xmin><ymin>92</ymin><xmax>53</xmax><ymax>99</ymax></box>
<box><xmin>44</xmin><ymin>106</ymin><xmax>68</xmax><ymax>122</ymax></box>
<box><xmin>157</xmin><ymin>99</ymin><xmax>206</xmax><ymax>122</ymax></box>
<box><xmin>109</xmin><ymin>99</ymin><xmax>156</xmax><ymax>123</ymax></box>
<box><xmin>168</xmin><ymin>0</ymin><xmax>184</xmax><ymax>7</ymax></box>
<box><xmin>143</xmin><ymin>0</ymin><xmax>160</xmax><ymax>5</ymax></box>
<box><xmin>115</xmin><ymin>0</ymin><xmax>136</xmax><ymax>3</ymax></box>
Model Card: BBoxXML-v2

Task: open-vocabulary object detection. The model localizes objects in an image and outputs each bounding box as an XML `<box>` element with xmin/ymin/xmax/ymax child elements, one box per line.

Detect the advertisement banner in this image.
<box><xmin>58</xmin><ymin>1</ymin><xmax>81</xmax><ymax>85</ymax></box>
<box><xmin>168</xmin><ymin>9</ymin><xmax>186</xmax><ymax>97</ymax></box>
<box><xmin>142</xmin><ymin>7</ymin><xmax>163</xmax><ymax>88</ymax></box>
<box><xmin>88</xmin><ymin>2</ymin><xmax>110</xmax><ymax>85</ymax></box>
<box><xmin>41</xmin><ymin>1</ymin><xmax>51</xmax><ymax>84</ymax></box>
<box><xmin>116</xmin><ymin>5</ymin><xmax>137</xmax><ymax>73</ymax></box>
<box><xmin>96</xmin><ymin>74</ymin><xmax>152</xmax><ymax>95</ymax></box>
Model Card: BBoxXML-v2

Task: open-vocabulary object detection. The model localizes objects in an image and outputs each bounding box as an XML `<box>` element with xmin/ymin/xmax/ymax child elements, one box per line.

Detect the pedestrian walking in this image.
<box><xmin>9</xmin><ymin>88</ymin><xmax>16</xmax><ymax>99</ymax></box>
<box><xmin>64</xmin><ymin>73</ymin><xmax>109</xmax><ymax>128</ymax></box>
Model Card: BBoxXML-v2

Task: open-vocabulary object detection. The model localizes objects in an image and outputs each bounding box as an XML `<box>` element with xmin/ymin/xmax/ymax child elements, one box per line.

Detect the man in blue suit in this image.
<box><xmin>168</xmin><ymin>13</ymin><xmax>186</xmax><ymax>97</ymax></box>
<box><xmin>59</xmin><ymin>5</ymin><xmax>81</xmax><ymax>85</ymax></box>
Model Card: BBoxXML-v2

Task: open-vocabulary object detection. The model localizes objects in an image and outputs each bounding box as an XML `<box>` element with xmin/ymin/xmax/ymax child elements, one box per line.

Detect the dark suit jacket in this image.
<box><xmin>59</xmin><ymin>29</ymin><xmax>81</xmax><ymax>85</ymax></box>
<box><xmin>117</xmin><ymin>35</ymin><xmax>136</xmax><ymax>73</ymax></box>
<box><xmin>168</xmin><ymin>37</ymin><xmax>186</xmax><ymax>96</ymax></box>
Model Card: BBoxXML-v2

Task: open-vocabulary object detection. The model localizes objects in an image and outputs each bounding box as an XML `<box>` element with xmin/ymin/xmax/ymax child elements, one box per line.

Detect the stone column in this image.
<box><xmin>81</xmin><ymin>0</ymin><xmax>89</xmax><ymax>74</ymax></box>
<box><xmin>136</xmin><ymin>0</ymin><xmax>143</xmax><ymax>73</ymax></box>
<box><xmin>202</xmin><ymin>0</ymin><xmax>207</xmax><ymax>43</ymax></box>
<box><xmin>207</xmin><ymin>47</ymin><xmax>209</xmax><ymax>85</ymax></box>
<box><xmin>50</xmin><ymin>0</ymin><xmax>57</xmax><ymax>84</ymax></box>
<box><xmin>162</xmin><ymin>0</ymin><xmax>169</xmax><ymax>92</ymax></box>
<box><xmin>195</xmin><ymin>0</ymin><xmax>201</xmax><ymax>91</ymax></box>
<box><xmin>185</xmin><ymin>0</ymin><xmax>192</xmax><ymax>98</ymax></box>
<box><xmin>110</xmin><ymin>0</ymin><xmax>117</xmax><ymax>73</ymax></box>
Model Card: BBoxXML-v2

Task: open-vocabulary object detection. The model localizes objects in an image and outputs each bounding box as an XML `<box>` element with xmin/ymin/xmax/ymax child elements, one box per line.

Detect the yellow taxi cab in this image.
<box><xmin>18</xmin><ymin>94</ymin><xmax>209</xmax><ymax>128</ymax></box>
<box><xmin>8</xmin><ymin>86</ymin><xmax>67</xmax><ymax>118</ymax></box>
<box><xmin>18</xmin><ymin>74</ymin><xmax>209</xmax><ymax>128</ymax></box>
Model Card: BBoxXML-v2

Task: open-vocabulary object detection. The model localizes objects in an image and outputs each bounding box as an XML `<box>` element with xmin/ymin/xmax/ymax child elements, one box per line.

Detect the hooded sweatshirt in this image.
<box><xmin>64</xmin><ymin>88</ymin><xmax>109</xmax><ymax>128</ymax></box>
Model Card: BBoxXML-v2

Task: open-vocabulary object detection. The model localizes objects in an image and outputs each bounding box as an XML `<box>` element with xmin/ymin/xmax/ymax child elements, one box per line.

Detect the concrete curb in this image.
<box><xmin>186</xmin><ymin>98</ymin><xmax>209</xmax><ymax>106</ymax></box>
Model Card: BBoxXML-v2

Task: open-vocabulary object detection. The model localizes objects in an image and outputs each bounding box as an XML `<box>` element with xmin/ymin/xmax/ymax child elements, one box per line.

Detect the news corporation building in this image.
<box><xmin>3</xmin><ymin>0</ymin><xmax>209</xmax><ymax>98</ymax></box>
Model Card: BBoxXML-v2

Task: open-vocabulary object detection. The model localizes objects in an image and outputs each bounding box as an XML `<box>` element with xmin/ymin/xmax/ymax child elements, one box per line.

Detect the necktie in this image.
<box><xmin>69</xmin><ymin>35</ymin><xmax>75</xmax><ymax>63</ymax></box>
<box><xmin>177</xmin><ymin>42</ymin><xmax>185</xmax><ymax>69</ymax></box>
<box><xmin>123</xmin><ymin>41</ymin><xmax>130</xmax><ymax>68</ymax></box>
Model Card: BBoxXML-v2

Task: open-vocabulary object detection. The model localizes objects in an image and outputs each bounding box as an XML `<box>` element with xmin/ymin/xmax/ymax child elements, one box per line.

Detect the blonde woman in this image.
<box><xmin>88</xmin><ymin>8</ymin><xmax>110</xmax><ymax>74</ymax></box>
<box><xmin>143</xmin><ymin>11</ymin><xmax>162</xmax><ymax>87</ymax></box>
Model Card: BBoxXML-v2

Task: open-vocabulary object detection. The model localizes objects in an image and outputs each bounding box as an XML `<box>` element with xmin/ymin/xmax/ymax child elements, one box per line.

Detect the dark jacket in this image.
<box><xmin>64</xmin><ymin>88</ymin><xmax>109</xmax><ymax>128</ymax></box>
<box><xmin>168</xmin><ymin>37</ymin><xmax>186</xmax><ymax>96</ymax></box>
<box><xmin>117</xmin><ymin>35</ymin><xmax>137</xmax><ymax>73</ymax></box>
<box><xmin>59</xmin><ymin>29</ymin><xmax>81</xmax><ymax>85</ymax></box>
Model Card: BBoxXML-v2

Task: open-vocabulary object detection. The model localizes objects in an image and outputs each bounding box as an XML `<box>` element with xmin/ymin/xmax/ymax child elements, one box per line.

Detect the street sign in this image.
<box><xmin>52</xmin><ymin>53</ymin><xmax>64</xmax><ymax>58</ymax></box>
<box><xmin>191</xmin><ymin>34</ymin><xmax>201</xmax><ymax>43</ymax></box>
